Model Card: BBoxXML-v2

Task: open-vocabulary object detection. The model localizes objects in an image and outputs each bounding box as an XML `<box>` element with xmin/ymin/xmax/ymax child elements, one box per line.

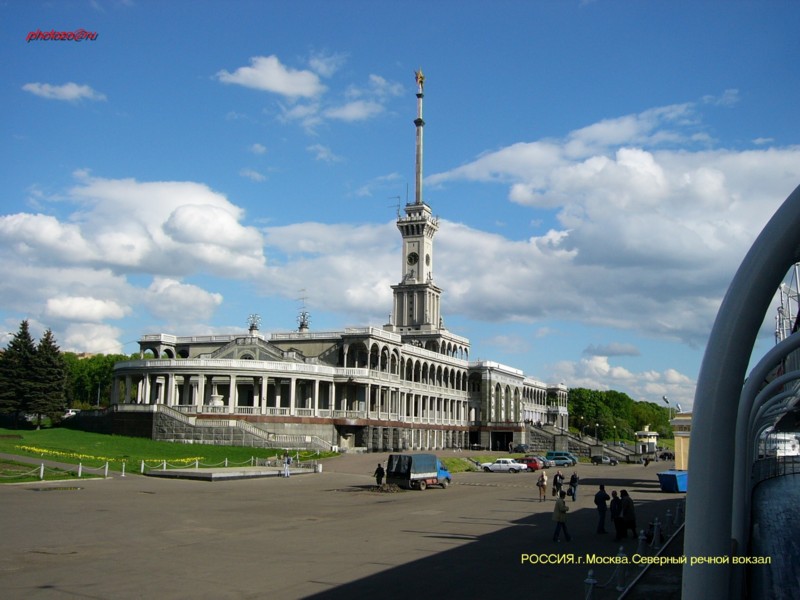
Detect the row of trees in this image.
<box><xmin>0</xmin><ymin>320</ymin><xmax>133</xmax><ymax>428</ymax></box>
<box><xmin>0</xmin><ymin>321</ymin><xmax>68</xmax><ymax>428</ymax></box>
<box><xmin>568</xmin><ymin>387</ymin><xmax>673</xmax><ymax>441</ymax></box>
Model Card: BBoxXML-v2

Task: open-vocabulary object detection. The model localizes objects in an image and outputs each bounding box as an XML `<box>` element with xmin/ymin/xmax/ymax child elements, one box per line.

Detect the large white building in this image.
<box><xmin>111</xmin><ymin>71</ymin><xmax>568</xmax><ymax>452</ymax></box>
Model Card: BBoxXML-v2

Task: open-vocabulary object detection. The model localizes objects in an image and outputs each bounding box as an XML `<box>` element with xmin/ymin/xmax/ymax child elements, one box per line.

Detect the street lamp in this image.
<box><xmin>594</xmin><ymin>422</ymin><xmax>599</xmax><ymax>444</ymax></box>
<box><xmin>613</xmin><ymin>425</ymin><xmax>617</xmax><ymax>446</ymax></box>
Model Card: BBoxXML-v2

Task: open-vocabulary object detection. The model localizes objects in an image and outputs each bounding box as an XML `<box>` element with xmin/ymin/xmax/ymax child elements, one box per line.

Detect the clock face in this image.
<box><xmin>425</xmin><ymin>254</ymin><xmax>431</xmax><ymax>266</ymax></box>
<box><xmin>407</xmin><ymin>252</ymin><xmax>419</xmax><ymax>265</ymax></box>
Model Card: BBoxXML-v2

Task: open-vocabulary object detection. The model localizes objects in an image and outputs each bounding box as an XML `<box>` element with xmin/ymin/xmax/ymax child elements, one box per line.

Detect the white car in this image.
<box><xmin>480</xmin><ymin>458</ymin><xmax>528</xmax><ymax>473</ymax></box>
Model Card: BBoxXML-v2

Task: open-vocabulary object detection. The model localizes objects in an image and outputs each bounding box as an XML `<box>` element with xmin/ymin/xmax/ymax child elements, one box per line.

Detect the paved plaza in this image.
<box><xmin>0</xmin><ymin>453</ymin><xmax>685</xmax><ymax>599</ymax></box>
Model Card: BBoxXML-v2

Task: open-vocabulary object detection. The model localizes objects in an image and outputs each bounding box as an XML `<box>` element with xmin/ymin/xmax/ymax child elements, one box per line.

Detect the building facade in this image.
<box><xmin>111</xmin><ymin>71</ymin><xmax>569</xmax><ymax>451</ymax></box>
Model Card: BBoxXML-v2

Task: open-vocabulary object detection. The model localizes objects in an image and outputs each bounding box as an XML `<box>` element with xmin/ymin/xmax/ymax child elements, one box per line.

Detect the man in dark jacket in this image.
<box><xmin>594</xmin><ymin>484</ymin><xmax>611</xmax><ymax>533</ymax></box>
<box><xmin>610</xmin><ymin>490</ymin><xmax>623</xmax><ymax>540</ymax></box>
<box><xmin>373</xmin><ymin>463</ymin><xmax>385</xmax><ymax>486</ymax></box>
<box><xmin>619</xmin><ymin>489</ymin><xmax>637</xmax><ymax>539</ymax></box>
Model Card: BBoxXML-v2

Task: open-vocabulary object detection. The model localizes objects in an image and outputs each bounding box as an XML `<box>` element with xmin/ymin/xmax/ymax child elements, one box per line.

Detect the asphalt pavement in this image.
<box><xmin>0</xmin><ymin>451</ymin><xmax>684</xmax><ymax>599</ymax></box>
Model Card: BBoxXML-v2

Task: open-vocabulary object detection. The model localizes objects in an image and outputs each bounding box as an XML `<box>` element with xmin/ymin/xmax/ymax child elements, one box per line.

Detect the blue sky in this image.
<box><xmin>3</xmin><ymin>0</ymin><xmax>800</xmax><ymax>412</ymax></box>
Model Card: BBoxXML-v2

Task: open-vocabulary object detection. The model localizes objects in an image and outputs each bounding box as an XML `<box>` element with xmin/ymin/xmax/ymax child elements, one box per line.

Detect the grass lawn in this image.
<box><xmin>0</xmin><ymin>457</ymin><xmax>99</xmax><ymax>484</ymax></box>
<box><xmin>0</xmin><ymin>427</ymin><xmax>337</xmax><ymax>477</ymax></box>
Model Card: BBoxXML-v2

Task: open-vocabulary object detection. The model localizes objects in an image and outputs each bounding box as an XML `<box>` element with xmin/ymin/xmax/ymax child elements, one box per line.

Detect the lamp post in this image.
<box><xmin>613</xmin><ymin>425</ymin><xmax>617</xmax><ymax>446</ymax></box>
<box><xmin>595</xmin><ymin>422</ymin><xmax>599</xmax><ymax>444</ymax></box>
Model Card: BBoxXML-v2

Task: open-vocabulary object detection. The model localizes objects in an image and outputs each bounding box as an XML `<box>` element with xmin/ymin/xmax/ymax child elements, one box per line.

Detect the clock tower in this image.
<box><xmin>387</xmin><ymin>70</ymin><xmax>443</xmax><ymax>333</ymax></box>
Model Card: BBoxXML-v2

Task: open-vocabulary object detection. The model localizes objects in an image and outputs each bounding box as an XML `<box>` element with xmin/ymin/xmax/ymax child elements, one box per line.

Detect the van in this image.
<box><xmin>545</xmin><ymin>451</ymin><xmax>578</xmax><ymax>466</ymax></box>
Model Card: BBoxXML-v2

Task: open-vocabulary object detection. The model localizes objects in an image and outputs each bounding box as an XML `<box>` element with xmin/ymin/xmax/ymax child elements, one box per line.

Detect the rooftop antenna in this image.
<box><xmin>388</xmin><ymin>196</ymin><xmax>401</xmax><ymax>218</ymax></box>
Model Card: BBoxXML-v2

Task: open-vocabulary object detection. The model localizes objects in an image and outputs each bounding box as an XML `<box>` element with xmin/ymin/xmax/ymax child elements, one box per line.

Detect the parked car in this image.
<box><xmin>518</xmin><ymin>456</ymin><xmax>542</xmax><ymax>471</ymax></box>
<box><xmin>659</xmin><ymin>451</ymin><xmax>675</xmax><ymax>460</ymax></box>
<box><xmin>512</xmin><ymin>444</ymin><xmax>530</xmax><ymax>453</ymax></box>
<box><xmin>591</xmin><ymin>455</ymin><xmax>619</xmax><ymax>466</ymax></box>
<box><xmin>480</xmin><ymin>458</ymin><xmax>528</xmax><ymax>473</ymax></box>
<box><xmin>535</xmin><ymin>455</ymin><xmax>555</xmax><ymax>468</ymax></box>
<box><xmin>545</xmin><ymin>451</ymin><xmax>578</xmax><ymax>466</ymax></box>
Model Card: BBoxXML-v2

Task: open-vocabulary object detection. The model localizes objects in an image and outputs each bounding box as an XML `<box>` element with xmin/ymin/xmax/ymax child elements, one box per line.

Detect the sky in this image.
<box><xmin>3</xmin><ymin>0</ymin><xmax>800</xmax><ymax>412</ymax></box>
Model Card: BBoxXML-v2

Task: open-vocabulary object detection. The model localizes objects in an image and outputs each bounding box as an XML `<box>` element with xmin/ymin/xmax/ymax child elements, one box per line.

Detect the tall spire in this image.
<box><xmin>414</xmin><ymin>69</ymin><xmax>425</xmax><ymax>205</ymax></box>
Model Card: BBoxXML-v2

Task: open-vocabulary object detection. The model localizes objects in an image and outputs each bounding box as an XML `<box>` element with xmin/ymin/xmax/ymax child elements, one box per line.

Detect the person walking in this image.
<box><xmin>569</xmin><ymin>471</ymin><xmax>580</xmax><ymax>502</ymax></box>
<box><xmin>283</xmin><ymin>452</ymin><xmax>292</xmax><ymax>478</ymax></box>
<box><xmin>594</xmin><ymin>484</ymin><xmax>611</xmax><ymax>534</ymax></box>
<box><xmin>610</xmin><ymin>490</ymin><xmax>623</xmax><ymax>540</ymax></box>
<box><xmin>552</xmin><ymin>490</ymin><xmax>572</xmax><ymax>542</ymax></box>
<box><xmin>620</xmin><ymin>489</ymin><xmax>637</xmax><ymax>539</ymax></box>
<box><xmin>373</xmin><ymin>463</ymin><xmax>385</xmax><ymax>486</ymax></box>
<box><xmin>553</xmin><ymin>470</ymin><xmax>564</xmax><ymax>497</ymax></box>
<box><xmin>536</xmin><ymin>470</ymin><xmax>548</xmax><ymax>502</ymax></box>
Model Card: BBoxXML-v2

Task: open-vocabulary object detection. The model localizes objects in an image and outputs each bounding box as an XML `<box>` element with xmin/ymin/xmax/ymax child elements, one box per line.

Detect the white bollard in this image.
<box><xmin>122</xmin><ymin>462</ymin><xmax>126</xmax><ymax>477</ymax></box>
<box><xmin>78</xmin><ymin>463</ymin><xmax>82</xmax><ymax>478</ymax></box>
<box><xmin>651</xmin><ymin>518</ymin><xmax>662</xmax><ymax>550</ymax></box>
<box><xmin>584</xmin><ymin>569</ymin><xmax>597</xmax><ymax>600</ymax></box>
<box><xmin>141</xmin><ymin>460</ymin><xmax>145</xmax><ymax>474</ymax></box>
<box><xmin>40</xmin><ymin>463</ymin><xmax>44</xmax><ymax>480</ymax></box>
<box><xmin>162</xmin><ymin>460</ymin><xmax>166</xmax><ymax>471</ymax></box>
<box><xmin>616</xmin><ymin>546</ymin><xmax>628</xmax><ymax>591</ymax></box>
<box><xmin>637</xmin><ymin>529</ymin><xmax>648</xmax><ymax>555</ymax></box>
<box><xmin>104</xmin><ymin>462</ymin><xmax>109</xmax><ymax>478</ymax></box>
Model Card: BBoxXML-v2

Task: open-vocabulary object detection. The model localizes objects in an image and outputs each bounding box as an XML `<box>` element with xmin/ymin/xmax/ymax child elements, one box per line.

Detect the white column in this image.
<box><xmin>289</xmin><ymin>378</ymin><xmax>296</xmax><ymax>415</ymax></box>
<box><xmin>228</xmin><ymin>374</ymin><xmax>237</xmax><ymax>412</ymax></box>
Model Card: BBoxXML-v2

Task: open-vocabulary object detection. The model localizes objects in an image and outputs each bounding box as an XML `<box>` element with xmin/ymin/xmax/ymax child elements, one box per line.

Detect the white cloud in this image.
<box><xmin>44</xmin><ymin>296</ymin><xmax>129</xmax><ymax>322</ymax></box>
<box><xmin>324</xmin><ymin>100</ymin><xmax>384</xmax><ymax>122</ymax></box>
<box><xmin>583</xmin><ymin>343</ymin><xmax>641</xmax><ymax>357</ymax></box>
<box><xmin>62</xmin><ymin>323</ymin><xmax>125</xmax><ymax>354</ymax></box>
<box><xmin>249</xmin><ymin>143</ymin><xmax>267</xmax><ymax>154</ymax></box>
<box><xmin>702</xmin><ymin>88</ymin><xmax>739</xmax><ymax>107</ymax></box>
<box><xmin>427</xmin><ymin>98</ymin><xmax>800</xmax><ymax>349</ymax></box>
<box><xmin>144</xmin><ymin>277</ymin><xmax>223</xmax><ymax>324</ymax></box>
<box><xmin>65</xmin><ymin>174</ymin><xmax>266</xmax><ymax>277</ymax></box>
<box><xmin>355</xmin><ymin>172</ymin><xmax>401</xmax><ymax>197</ymax></box>
<box><xmin>216</xmin><ymin>55</ymin><xmax>325</xmax><ymax>98</ymax></box>
<box><xmin>308</xmin><ymin>51</ymin><xmax>347</xmax><ymax>78</ymax></box>
<box><xmin>22</xmin><ymin>82</ymin><xmax>106</xmax><ymax>102</ymax></box>
<box><xmin>239</xmin><ymin>168</ymin><xmax>266</xmax><ymax>181</ymax></box>
<box><xmin>307</xmin><ymin>144</ymin><xmax>342</xmax><ymax>163</ymax></box>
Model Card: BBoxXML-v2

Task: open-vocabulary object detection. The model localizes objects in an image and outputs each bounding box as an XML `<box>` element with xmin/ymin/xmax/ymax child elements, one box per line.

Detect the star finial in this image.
<box><xmin>414</xmin><ymin>69</ymin><xmax>425</xmax><ymax>92</ymax></box>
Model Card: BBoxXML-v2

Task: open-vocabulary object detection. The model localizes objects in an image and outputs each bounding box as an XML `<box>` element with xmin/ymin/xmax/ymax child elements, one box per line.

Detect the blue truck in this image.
<box><xmin>386</xmin><ymin>453</ymin><xmax>452</xmax><ymax>490</ymax></box>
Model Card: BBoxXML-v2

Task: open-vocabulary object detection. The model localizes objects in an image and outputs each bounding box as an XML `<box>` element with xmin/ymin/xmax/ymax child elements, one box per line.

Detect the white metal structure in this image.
<box><xmin>683</xmin><ymin>184</ymin><xmax>800</xmax><ymax>599</ymax></box>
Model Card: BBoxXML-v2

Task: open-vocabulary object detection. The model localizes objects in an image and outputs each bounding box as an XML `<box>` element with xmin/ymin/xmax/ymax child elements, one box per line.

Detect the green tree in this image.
<box><xmin>63</xmin><ymin>352</ymin><xmax>130</xmax><ymax>407</ymax></box>
<box><xmin>0</xmin><ymin>320</ymin><xmax>37</xmax><ymax>425</ymax></box>
<box><xmin>28</xmin><ymin>329</ymin><xmax>68</xmax><ymax>429</ymax></box>
<box><xmin>568</xmin><ymin>387</ymin><xmax>672</xmax><ymax>442</ymax></box>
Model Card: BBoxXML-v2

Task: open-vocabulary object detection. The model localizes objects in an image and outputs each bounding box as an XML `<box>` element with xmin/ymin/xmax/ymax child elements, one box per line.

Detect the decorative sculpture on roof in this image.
<box><xmin>415</xmin><ymin>69</ymin><xmax>425</xmax><ymax>92</ymax></box>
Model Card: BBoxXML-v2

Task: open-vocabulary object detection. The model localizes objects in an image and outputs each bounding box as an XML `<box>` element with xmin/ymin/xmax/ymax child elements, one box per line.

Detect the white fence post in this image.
<box><xmin>584</xmin><ymin>569</ymin><xmax>597</xmax><ymax>599</ymax></box>
<box><xmin>78</xmin><ymin>463</ymin><xmax>82</xmax><ymax>478</ymax></box>
<box><xmin>39</xmin><ymin>463</ymin><xmax>44</xmax><ymax>480</ymax></box>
